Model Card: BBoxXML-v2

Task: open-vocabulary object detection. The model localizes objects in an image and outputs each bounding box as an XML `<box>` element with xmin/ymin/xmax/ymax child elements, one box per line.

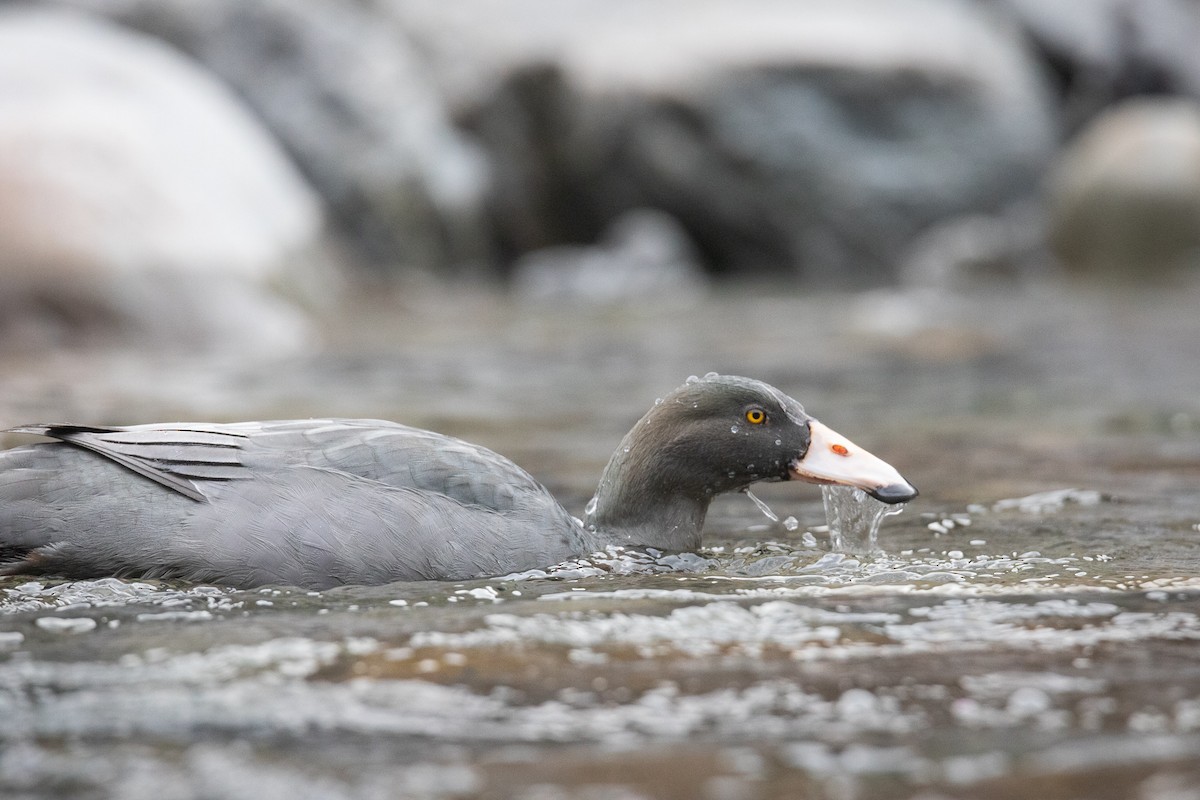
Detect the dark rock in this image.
<box><xmin>392</xmin><ymin>0</ymin><xmax>1059</xmax><ymax>286</ymax></box>
<box><xmin>512</xmin><ymin>208</ymin><xmax>707</xmax><ymax>303</ymax></box>
<box><xmin>988</xmin><ymin>0</ymin><xmax>1200</xmax><ymax>134</ymax></box>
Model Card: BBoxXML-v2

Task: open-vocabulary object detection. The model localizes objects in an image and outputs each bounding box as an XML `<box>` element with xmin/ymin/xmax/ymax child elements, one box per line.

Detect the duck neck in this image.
<box><xmin>582</xmin><ymin>417</ymin><xmax>712</xmax><ymax>551</ymax></box>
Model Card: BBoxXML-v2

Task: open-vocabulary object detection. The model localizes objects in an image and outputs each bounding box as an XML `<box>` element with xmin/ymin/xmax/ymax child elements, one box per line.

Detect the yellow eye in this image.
<box><xmin>745</xmin><ymin>408</ymin><xmax>766</xmax><ymax>425</ymax></box>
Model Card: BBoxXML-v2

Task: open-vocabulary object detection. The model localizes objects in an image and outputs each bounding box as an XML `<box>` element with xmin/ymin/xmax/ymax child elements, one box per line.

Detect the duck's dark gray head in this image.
<box><xmin>585</xmin><ymin>374</ymin><xmax>916</xmax><ymax>549</ymax></box>
<box><xmin>640</xmin><ymin>374</ymin><xmax>916</xmax><ymax>502</ymax></box>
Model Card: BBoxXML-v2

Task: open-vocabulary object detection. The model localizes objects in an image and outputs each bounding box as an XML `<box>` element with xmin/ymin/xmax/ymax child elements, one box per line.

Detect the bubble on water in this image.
<box><xmin>836</xmin><ymin>688</ymin><xmax>879</xmax><ymax>719</ymax></box>
<box><xmin>136</xmin><ymin>610</ymin><xmax>214</xmax><ymax>623</ymax></box>
<box><xmin>35</xmin><ymin>617</ymin><xmax>97</xmax><ymax>634</ymax></box>
<box><xmin>991</xmin><ymin>488</ymin><xmax>1103</xmax><ymax>515</ymax></box>
<box><xmin>461</xmin><ymin>587</ymin><xmax>501</xmax><ymax>603</ymax></box>
<box><xmin>686</xmin><ymin>375</ymin><xmax>700</xmax><ymax>384</ymax></box>
<box><xmin>2</xmin><ymin>578</ymin><xmax>241</xmax><ymax>615</ymax></box>
<box><xmin>503</xmin><ymin>545</ymin><xmax>719</xmax><ymax>582</ymax></box>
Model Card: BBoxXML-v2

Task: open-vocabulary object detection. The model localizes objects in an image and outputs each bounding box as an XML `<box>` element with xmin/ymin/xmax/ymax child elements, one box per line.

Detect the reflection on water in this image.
<box><xmin>3</xmin><ymin>286</ymin><xmax>1200</xmax><ymax>798</ymax></box>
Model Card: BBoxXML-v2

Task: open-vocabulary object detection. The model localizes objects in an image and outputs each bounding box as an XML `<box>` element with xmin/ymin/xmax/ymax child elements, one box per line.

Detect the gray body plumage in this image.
<box><xmin>0</xmin><ymin>375</ymin><xmax>916</xmax><ymax>589</ymax></box>
<box><xmin>0</xmin><ymin>420</ymin><xmax>592</xmax><ymax>588</ymax></box>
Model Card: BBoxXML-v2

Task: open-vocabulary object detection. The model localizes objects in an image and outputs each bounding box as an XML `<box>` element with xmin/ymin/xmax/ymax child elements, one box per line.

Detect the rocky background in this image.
<box><xmin>1</xmin><ymin>0</ymin><xmax>1199</xmax><ymax>351</ymax></box>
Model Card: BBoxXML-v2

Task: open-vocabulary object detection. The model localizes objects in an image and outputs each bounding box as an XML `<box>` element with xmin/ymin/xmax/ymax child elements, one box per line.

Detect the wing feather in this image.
<box><xmin>4</xmin><ymin>424</ymin><xmax>250</xmax><ymax>502</ymax></box>
<box><xmin>5</xmin><ymin>418</ymin><xmax>550</xmax><ymax>513</ymax></box>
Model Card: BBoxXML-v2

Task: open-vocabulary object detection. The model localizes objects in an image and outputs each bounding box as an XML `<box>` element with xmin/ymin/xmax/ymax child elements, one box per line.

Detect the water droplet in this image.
<box><xmin>654</xmin><ymin>397</ymin><xmax>663</xmax><ymax>405</ymax></box>
<box><xmin>584</xmin><ymin>497</ymin><xmax>598</xmax><ymax>516</ymax></box>
<box><xmin>730</xmin><ymin>425</ymin><xmax>740</xmax><ymax>434</ymax></box>
<box><xmin>623</xmin><ymin>447</ymin><xmax>630</xmax><ymax>453</ymax></box>
<box><xmin>686</xmin><ymin>375</ymin><xmax>700</xmax><ymax>384</ymax></box>
<box><xmin>746</xmin><ymin>463</ymin><xmax>755</xmax><ymax>470</ymax></box>
<box><xmin>745</xmin><ymin>490</ymin><xmax>779</xmax><ymax>522</ymax></box>
<box><xmin>783</xmin><ymin>516</ymin><xmax>800</xmax><ymax>531</ymax></box>
<box><xmin>704</xmin><ymin>371</ymin><xmax>719</xmax><ymax>379</ymax></box>
<box><xmin>775</xmin><ymin>439</ymin><xmax>782</xmax><ymax>446</ymax></box>
<box><xmin>823</xmin><ymin>485</ymin><xmax>905</xmax><ymax>555</ymax></box>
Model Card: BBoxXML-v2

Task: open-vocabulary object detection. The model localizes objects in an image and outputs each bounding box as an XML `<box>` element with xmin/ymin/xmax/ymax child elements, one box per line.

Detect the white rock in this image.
<box><xmin>0</xmin><ymin>8</ymin><xmax>325</xmax><ymax>351</ymax></box>
<box><xmin>1049</xmin><ymin>97</ymin><xmax>1200</xmax><ymax>279</ymax></box>
<box><xmin>60</xmin><ymin>0</ymin><xmax>491</xmax><ymax>272</ymax></box>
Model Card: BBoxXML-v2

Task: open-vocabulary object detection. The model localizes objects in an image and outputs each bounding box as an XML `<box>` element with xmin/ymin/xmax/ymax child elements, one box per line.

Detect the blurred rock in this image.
<box><xmin>1047</xmin><ymin>97</ymin><xmax>1200</xmax><ymax>279</ymax></box>
<box><xmin>0</xmin><ymin>8</ymin><xmax>323</xmax><ymax>352</ymax></box>
<box><xmin>513</xmin><ymin>208</ymin><xmax>707</xmax><ymax>303</ymax></box>
<box><xmin>899</xmin><ymin>202</ymin><xmax>1052</xmax><ymax>289</ymax></box>
<box><xmin>55</xmin><ymin>0</ymin><xmax>491</xmax><ymax>273</ymax></box>
<box><xmin>389</xmin><ymin>0</ymin><xmax>1058</xmax><ymax>286</ymax></box>
<box><xmin>990</xmin><ymin>0</ymin><xmax>1200</xmax><ymax>133</ymax></box>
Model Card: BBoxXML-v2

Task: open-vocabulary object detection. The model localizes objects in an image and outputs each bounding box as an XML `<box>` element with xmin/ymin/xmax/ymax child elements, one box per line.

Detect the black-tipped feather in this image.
<box><xmin>4</xmin><ymin>424</ymin><xmax>247</xmax><ymax>501</ymax></box>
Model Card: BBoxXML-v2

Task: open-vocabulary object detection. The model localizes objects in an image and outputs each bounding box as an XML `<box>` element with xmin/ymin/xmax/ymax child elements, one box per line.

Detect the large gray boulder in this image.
<box><xmin>56</xmin><ymin>0</ymin><xmax>491</xmax><ymax>273</ymax></box>
<box><xmin>0</xmin><ymin>8</ymin><xmax>324</xmax><ymax>351</ymax></box>
<box><xmin>389</xmin><ymin>0</ymin><xmax>1059</xmax><ymax>285</ymax></box>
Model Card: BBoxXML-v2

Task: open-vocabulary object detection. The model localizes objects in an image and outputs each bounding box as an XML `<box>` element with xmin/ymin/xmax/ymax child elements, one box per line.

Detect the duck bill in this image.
<box><xmin>788</xmin><ymin>420</ymin><xmax>918</xmax><ymax>504</ymax></box>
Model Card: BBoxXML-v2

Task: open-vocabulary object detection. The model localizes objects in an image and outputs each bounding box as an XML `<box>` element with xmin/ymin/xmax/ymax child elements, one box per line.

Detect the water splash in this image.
<box><xmin>823</xmin><ymin>486</ymin><xmax>905</xmax><ymax>555</ymax></box>
<box><xmin>744</xmin><ymin>490</ymin><xmax>778</xmax><ymax>523</ymax></box>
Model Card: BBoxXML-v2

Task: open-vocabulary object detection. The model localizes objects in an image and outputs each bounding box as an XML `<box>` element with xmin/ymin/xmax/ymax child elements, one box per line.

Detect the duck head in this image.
<box><xmin>584</xmin><ymin>374</ymin><xmax>917</xmax><ymax>549</ymax></box>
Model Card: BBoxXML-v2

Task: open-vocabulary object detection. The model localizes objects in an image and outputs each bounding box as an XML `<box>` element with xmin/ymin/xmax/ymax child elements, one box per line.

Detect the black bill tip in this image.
<box><xmin>867</xmin><ymin>482</ymin><xmax>919</xmax><ymax>505</ymax></box>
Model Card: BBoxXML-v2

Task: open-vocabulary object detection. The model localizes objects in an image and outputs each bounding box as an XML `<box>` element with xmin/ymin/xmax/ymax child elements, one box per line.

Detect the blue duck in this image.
<box><xmin>0</xmin><ymin>374</ymin><xmax>916</xmax><ymax>588</ymax></box>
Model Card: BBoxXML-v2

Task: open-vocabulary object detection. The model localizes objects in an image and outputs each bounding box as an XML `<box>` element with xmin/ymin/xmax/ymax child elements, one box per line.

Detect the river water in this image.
<box><xmin>2</xmin><ymin>283</ymin><xmax>1200</xmax><ymax>799</ymax></box>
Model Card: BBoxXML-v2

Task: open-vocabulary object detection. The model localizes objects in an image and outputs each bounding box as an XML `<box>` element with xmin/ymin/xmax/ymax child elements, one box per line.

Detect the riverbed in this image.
<box><xmin>2</xmin><ymin>283</ymin><xmax>1200</xmax><ymax>799</ymax></box>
